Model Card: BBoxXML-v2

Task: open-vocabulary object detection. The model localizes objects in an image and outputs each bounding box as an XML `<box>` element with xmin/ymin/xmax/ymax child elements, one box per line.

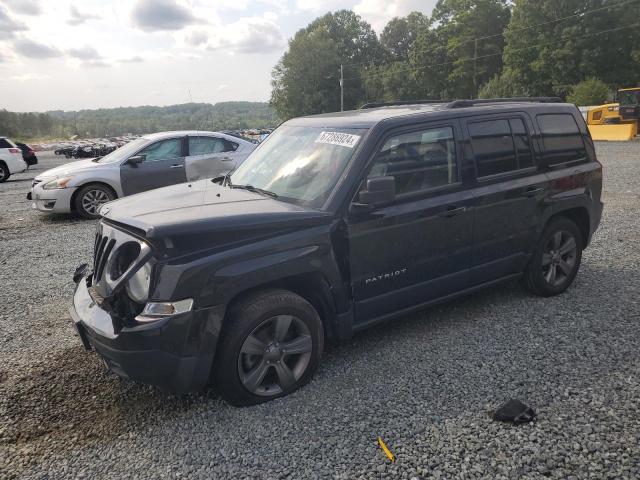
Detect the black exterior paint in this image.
<box><xmin>71</xmin><ymin>101</ymin><xmax>603</xmax><ymax>392</ymax></box>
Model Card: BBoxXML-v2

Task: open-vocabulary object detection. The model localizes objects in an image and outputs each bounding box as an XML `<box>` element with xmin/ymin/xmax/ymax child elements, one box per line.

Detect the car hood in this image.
<box><xmin>101</xmin><ymin>179</ymin><xmax>334</xmax><ymax>241</ymax></box>
<box><xmin>35</xmin><ymin>159</ymin><xmax>107</xmax><ymax>180</ymax></box>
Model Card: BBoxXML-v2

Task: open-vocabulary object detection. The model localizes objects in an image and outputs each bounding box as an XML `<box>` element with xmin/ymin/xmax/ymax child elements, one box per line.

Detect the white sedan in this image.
<box><xmin>28</xmin><ymin>130</ymin><xmax>257</xmax><ymax>218</ymax></box>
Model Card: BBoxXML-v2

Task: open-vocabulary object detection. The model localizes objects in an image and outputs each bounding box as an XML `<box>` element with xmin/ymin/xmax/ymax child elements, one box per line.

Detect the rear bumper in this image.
<box><xmin>588</xmin><ymin>199</ymin><xmax>604</xmax><ymax>245</ymax></box>
<box><xmin>70</xmin><ymin>275</ymin><xmax>224</xmax><ymax>392</ymax></box>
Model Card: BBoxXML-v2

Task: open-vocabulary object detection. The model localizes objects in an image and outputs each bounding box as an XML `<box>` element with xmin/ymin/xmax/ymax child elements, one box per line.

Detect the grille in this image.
<box><xmin>93</xmin><ymin>233</ymin><xmax>116</xmax><ymax>284</ymax></box>
<box><xmin>91</xmin><ymin>221</ymin><xmax>151</xmax><ymax>300</ymax></box>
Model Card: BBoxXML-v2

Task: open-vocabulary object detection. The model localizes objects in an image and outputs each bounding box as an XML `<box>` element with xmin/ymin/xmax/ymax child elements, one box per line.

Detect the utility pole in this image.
<box><xmin>473</xmin><ymin>38</ymin><xmax>478</xmax><ymax>99</ymax></box>
<box><xmin>340</xmin><ymin>64</ymin><xmax>344</xmax><ymax>111</ymax></box>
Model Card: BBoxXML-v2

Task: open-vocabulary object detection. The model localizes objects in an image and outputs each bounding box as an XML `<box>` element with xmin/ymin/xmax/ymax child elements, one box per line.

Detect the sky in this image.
<box><xmin>0</xmin><ymin>0</ymin><xmax>437</xmax><ymax>112</ymax></box>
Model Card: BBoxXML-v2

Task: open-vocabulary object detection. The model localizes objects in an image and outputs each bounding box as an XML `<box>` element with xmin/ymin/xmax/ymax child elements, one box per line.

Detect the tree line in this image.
<box><xmin>270</xmin><ymin>0</ymin><xmax>640</xmax><ymax>119</ymax></box>
<box><xmin>0</xmin><ymin>102</ymin><xmax>278</xmax><ymax>141</ymax></box>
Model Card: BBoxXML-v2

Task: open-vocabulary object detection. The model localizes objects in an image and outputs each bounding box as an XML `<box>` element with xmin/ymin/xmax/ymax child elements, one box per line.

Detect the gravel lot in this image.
<box><xmin>1</xmin><ymin>145</ymin><xmax>639</xmax><ymax>479</ymax></box>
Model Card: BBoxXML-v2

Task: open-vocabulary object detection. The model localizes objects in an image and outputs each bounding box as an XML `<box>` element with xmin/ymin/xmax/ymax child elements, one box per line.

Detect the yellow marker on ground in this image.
<box><xmin>377</xmin><ymin>437</ymin><xmax>395</xmax><ymax>462</ymax></box>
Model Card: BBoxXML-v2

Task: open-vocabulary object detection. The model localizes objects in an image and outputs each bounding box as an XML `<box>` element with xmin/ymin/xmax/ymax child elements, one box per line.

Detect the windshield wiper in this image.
<box><xmin>230</xmin><ymin>183</ymin><xmax>278</xmax><ymax>199</ymax></box>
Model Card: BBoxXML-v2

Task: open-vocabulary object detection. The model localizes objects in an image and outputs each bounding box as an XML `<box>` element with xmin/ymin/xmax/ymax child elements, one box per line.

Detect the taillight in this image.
<box><xmin>9</xmin><ymin>148</ymin><xmax>20</xmax><ymax>153</ymax></box>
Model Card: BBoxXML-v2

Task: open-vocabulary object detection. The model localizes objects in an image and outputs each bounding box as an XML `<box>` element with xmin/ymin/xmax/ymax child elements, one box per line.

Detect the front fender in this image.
<box><xmin>151</xmin><ymin>224</ymin><xmax>348</xmax><ymax>313</ymax></box>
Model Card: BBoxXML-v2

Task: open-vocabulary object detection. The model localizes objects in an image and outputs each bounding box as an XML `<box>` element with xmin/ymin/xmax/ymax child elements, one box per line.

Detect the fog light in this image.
<box><xmin>135</xmin><ymin>298</ymin><xmax>194</xmax><ymax>323</ymax></box>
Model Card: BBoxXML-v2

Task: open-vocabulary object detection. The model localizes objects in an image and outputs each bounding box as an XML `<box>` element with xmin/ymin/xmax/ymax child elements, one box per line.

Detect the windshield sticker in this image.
<box><xmin>315</xmin><ymin>131</ymin><xmax>361</xmax><ymax>149</ymax></box>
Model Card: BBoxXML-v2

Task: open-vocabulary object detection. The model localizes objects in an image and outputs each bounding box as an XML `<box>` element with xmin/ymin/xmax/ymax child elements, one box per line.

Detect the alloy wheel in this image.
<box><xmin>542</xmin><ymin>230</ymin><xmax>577</xmax><ymax>287</ymax></box>
<box><xmin>81</xmin><ymin>189</ymin><xmax>110</xmax><ymax>215</ymax></box>
<box><xmin>237</xmin><ymin>314</ymin><xmax>313</xmax><ymax>396</ymax></box>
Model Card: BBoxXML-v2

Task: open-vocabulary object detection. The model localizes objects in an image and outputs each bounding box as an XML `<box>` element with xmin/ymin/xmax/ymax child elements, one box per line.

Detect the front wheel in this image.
<box><xmin>214</xmin><ymin>289</ymin><xmax>324</xmax><ymax>406</ymax></box>
<box><xmin>522</xmin><ymin>217</ymin><xmax>583</xmax><ymax>297</ymax></box>
<box><xmin>74</xmin><ymin>184</ymin><xmax>115</xmax><ymax>219</ymax></box>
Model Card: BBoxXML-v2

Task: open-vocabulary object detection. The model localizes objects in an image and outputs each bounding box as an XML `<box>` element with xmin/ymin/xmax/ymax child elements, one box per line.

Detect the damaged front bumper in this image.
<box><xmin>69</xmin><ymin>272</ymin><xmax>224</xmax><ymax>393</ymax></box>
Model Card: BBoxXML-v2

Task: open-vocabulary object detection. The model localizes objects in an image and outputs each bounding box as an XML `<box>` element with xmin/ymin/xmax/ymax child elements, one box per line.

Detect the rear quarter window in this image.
<box><xmin>537</xmin><ymin>113</ymin><xmax>586</xmax><ymax>165</ymax></box>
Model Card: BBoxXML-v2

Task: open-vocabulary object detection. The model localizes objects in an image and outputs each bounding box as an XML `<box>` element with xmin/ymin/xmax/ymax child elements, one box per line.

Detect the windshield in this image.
<box><xmin>96</xmin><ymin>137</ymin><xmax>148</xmax><ymax>163</ymax></box>
<box><xmin>618</xmin><ymin>90</ymin><xmax>640</xmax><ymax>106</ymax></box>
<box><xmin>230</xmin><ymin>126</ymin><xmax>366</xmax><ymax>208</ymax></box>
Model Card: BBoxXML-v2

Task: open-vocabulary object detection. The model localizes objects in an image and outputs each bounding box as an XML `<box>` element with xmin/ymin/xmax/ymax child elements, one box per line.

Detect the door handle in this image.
<box><xmin>170</xmin><ymin>164</ymin><xmax>184</xmax><ymax>169</ymax></box>
<box><xmin>522</xmin><ymin>187</ymin><xmax>544</xmax><ymax>197</ymax></box>
<box><xmin>221</xmin><ymin>156</ymin><xmax>233</xmax><ymax>161</ymax></box>
<box><xmin>438</xmin><ymin>206</ymin><xmax>467</xmax><ymax>218</ymax></box>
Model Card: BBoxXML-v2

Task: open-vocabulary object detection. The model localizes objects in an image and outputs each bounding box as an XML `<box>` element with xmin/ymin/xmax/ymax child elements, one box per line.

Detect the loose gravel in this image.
<box><xmin>1</xmin><ymin>145</ymin><xmax>639</xmax><ymax>479</ymax></box>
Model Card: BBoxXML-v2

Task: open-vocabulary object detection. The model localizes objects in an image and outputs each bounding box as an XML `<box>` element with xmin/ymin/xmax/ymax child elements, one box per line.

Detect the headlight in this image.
<box><xmin>126</xmin><ymin>262</ymin><xmax>152</xmax><ymax>303</ymax></box>
<box><xmin>136</xmin><ymin>299</ymin><xmax>194</xmax><ymax>323</ymax></box>
<box><xmin>42</xmin><ymin>176</ymin><xmax>74</xmax><ymax>190</ymax></box>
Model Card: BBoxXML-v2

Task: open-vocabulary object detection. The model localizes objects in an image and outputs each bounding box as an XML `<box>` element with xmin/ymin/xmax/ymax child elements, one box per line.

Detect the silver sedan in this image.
<box><xmin>28</xmin><ymin>131</ymin><xmax>256</xmax><ymax>218</ymax></box>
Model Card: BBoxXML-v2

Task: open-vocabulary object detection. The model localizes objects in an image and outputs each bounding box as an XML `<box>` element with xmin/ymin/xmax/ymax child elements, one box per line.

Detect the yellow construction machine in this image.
<box><xmin>587</xmin><ymin>87</ymin><xmax>640</xmax><ymax>141</ymax></box>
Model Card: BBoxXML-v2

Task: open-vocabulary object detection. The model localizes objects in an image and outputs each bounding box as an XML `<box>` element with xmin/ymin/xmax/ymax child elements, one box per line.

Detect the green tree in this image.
<box><xmin>566</xmin><ymin>78</ymin><xmax>611</xmax><ymax>105</ymax></box>
<box><xmin>270</xmin><ymin>10</ymin><xmax>383</xmax><ymax>118</ymax></box>
<box><xmin>503</xmin><ymin>0</ymin><xmax>640</xmax><ymax>97</ymax></box>
<box><xmin>380</xmin><ymin>12</ymin><xmax>430</xmax><ymax>60</ymax></box>
<box><xmin>478</xmin><ymin>71</ymin><xmax>530</xmax><ymax>98</ymax></box>
<box><xmin>431</xmin><ymin>0</ymin><xmax>511</xmax><ymax>98</ymax></box>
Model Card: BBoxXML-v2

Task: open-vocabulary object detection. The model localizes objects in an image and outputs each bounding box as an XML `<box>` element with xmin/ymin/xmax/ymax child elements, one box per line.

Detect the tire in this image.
<box><xmin>74</xmin><ymin>184</ymin><xmax>115</xmax><ymax>219</ymax></box>
<box><xmin>214</xmin><ymin>289</ymin><xmax>324</xmax><ymax>406</ymax></box>
<box><xmin>0</xmin><ymin>162</ymin><xmax>9</xmax><ymax>183</ymax></box>
<box><xmin>522</xmin><ymin>217</ymin><xmax>583</xmax><ymax>297</ymax></box>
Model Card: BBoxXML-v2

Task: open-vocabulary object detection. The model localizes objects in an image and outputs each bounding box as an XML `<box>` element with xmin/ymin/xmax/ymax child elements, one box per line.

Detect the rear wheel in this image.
<box><xmin>74</xmin><ymin>184</ymin><xmax>115</xmax><ymax>219</ymax></box>
<box><xmin>522</xmin><ymin>217</ymin><xmax>583</xmax><ymax>297</ymax></box>
<box><xmin>214</xmin><ymin>289</ymin><xmax>324</xmax><ymax>406</ymax></box>
<box><xmin>0</xmin><ymin>162</ymin><xmax>9</xmax><ymax>183</ymax></box>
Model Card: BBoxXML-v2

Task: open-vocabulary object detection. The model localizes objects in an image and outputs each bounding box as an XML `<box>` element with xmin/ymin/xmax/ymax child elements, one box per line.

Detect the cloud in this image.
<box><xmin>119</xmin><ymin>55</ymin><xmax>145</xmax><ymax>63</ymax></box>
<box><xmin>4</xmin><ymin>0</ymin><xmax>41</xmax><ymax>16</ymax></box>
<box><xmin>295</xmin><ymin>0</ymin><xmax>342</xmax><ymax>11</ymax></box>
<box><xmin>353</xmin><ymin>0</ymin><xmax>438</xmax><ymax>31</ymax></box>
<box><xmin>131</xmin><ymin>0</ymin><xmax>199</xmax><ymax>31</ymax></box>
<box><xmin>0</xmin><ymin>4</ymin><xmax>27</xmax><ymax>39</ymax></box>
<box><xmin>68</xmin><ymin>4</ymin><xmax>101</xmax><ymax>26</ymax></box>
<box><xmin>182</xmin><ymin>17</ymin><xmax>285</xmax><ymax>54</ymax></box>
<box><xmin>67</xmin><ymin>45</ymin><xmax>103</xmax><ymax>60</ymax></box>
<box><xmin>82</xmin><ymin>60</ymin><xmax>110</xmax><ymax>68</ymax></box>
<box><xmin>12</xmin><ymin>37</ymin><xmax>62</xmax><ymax>59</ymax></box>
<box><xmin>9</xmin><ymin>73</ymin><xmax>51</xmax><ymax>81</ymax></box>
<box><xmin>223</xmin><ymin>18</ymin><xmax>286</xmax><ymax>54</ymax></box>
<box><xmin>185</xmin><ymin>30</ymin><xmax>208</xmax><ymax>47</ymax></box>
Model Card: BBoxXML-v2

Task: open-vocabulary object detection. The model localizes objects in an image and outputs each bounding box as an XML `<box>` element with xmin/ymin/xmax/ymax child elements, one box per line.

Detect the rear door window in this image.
<box><xmin>537</xmin><ymin>114</ymin><xmax>586</xmax><ymax>164</ymax></box>
<box><xmin>469</xmin><ymin>119</ymin><xmax>517</xmax><ymax>177</ymax></box>
<box><xmin>469</xmin><ymin>117</ymin><xmax>535</xmax><ymax>178</ymax></box>
<box><xmin>188</xmin><ymin>137</ymin><xmax>232</xmax><ymax>155</ymax></box>
<box><xmin>510</xmin><ymin>119</ymin><xmax>534</xmax><ymax>168</ymax></box>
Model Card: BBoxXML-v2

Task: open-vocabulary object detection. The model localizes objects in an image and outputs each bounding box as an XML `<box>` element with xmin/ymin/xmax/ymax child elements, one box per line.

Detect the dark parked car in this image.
<box><xmin>70</xmin><ymin>98</ymin><xmax>603</xmax><ymax>405</ymax></box>
<box><xmin>16</xmin><ymin>142</ymin><xmax>38</xmax><ymax>167</ymax></box>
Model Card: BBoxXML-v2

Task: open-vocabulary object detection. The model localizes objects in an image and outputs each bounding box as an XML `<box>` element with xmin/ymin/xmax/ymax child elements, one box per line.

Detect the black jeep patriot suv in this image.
<box><xmin>70</xmin><ymin>98</ymin><xmax>603</xmax><ymax>405</ymax></box>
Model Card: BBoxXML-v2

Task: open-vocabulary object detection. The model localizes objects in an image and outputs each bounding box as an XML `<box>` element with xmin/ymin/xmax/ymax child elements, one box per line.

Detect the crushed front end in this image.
<box><xmin>69</xmin><ymin>220</ymin><xmax>223</xmax><ymax>392</ymax></box>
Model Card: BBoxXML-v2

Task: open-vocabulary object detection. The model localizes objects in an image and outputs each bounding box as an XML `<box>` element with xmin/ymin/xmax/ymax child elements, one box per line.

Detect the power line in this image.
<box><xmin>345</xmin><ymin>21</ymin><xmax>640</xmax><ymax>82</ymax></box>
<box><xmin>339</xmin><ymin>0</ymin><xmax>640</xmax><ymax>70</ymax></box>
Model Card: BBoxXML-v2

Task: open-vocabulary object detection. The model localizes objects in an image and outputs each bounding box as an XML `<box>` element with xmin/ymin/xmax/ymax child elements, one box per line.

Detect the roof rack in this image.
<box><xmin>446</xmin><ymin>97</ymin><xmax>563</xmax><ymax>108</ymax></box>
<box><xmin>359</xmin><ymin>100</ymin><xmax>450</xmax><ymax>109</ymax></box>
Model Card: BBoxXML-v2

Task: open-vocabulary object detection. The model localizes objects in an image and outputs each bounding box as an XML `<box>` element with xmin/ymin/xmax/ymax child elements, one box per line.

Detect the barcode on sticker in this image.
<box><xmin>315</xmin><ymin>131</ymin><xmax>361</xmax><ymax>148</ymax></box>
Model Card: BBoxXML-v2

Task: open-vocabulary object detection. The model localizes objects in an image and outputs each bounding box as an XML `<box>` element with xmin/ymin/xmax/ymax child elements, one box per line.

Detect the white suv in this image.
<box><xmin>0</xmin><ymin>136</ymin><xmax>27</xmax><ymax>182</ymax></box>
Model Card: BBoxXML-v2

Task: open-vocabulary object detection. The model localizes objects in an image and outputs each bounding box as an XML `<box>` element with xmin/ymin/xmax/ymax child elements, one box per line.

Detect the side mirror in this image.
<box><xmin>354</xmin><ymin>176</ymin><xmax>396</xmax><ymax>209</ymax></box>
<box><xmin>127</xmin><ymin>155</ymin><xmax>146</xmax><ymax>166</ymax></box>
